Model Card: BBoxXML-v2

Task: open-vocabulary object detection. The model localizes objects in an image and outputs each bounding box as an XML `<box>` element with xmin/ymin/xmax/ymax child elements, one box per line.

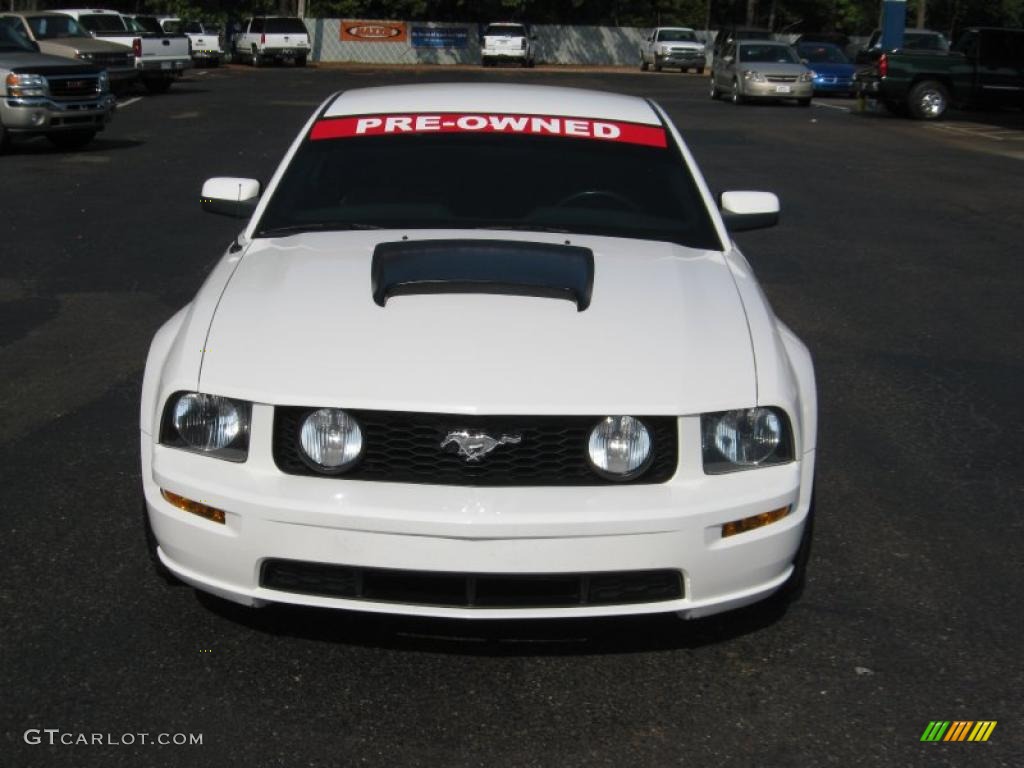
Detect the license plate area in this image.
<box><xmin>775</xmin><ymin>85</ymin><xmax>792</xmax><ymax>93</ymax></box>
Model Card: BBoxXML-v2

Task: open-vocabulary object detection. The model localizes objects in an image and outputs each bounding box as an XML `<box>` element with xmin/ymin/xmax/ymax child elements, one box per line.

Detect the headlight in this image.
<box><xmin>160</xmin><ymin>392</ymin><xmax>251</xmax><ymax>461</ymax></box>
<box><xmin>98</xmin><ymin>71</ymin><xmax>109</xmax><ymax>92</ymax></box>
<box><xmin>5</xmin><ymin>73</ymin><xmax>48</xmax><ymax>98</ymax></box>
<box><xmin>298</xmin><ymin>408</ymin><xmax>363</xmax><ymax>472</ymax></box>
<box><xmin>800</xmin><ymin>71</ymin><xmax>814</xmax><ymax>82</ymax></box>
<box><xmin>701</xmin><ymin>407</ymin><xmax>794</xmax><ymax>474</ymax></box>
<box><xmin>587</xmin><ymin>416</ymin><xmax>652</xmax><ymax>480</ymax></box>
<box><xmin>743</xmin><ymin>70</ymin><xmax>766</xmax><ymax>83</ymax></box>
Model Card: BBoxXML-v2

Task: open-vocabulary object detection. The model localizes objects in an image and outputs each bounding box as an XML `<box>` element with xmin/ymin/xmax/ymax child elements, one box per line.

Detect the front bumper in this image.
<box><xmin>142</xmin><ymin>410</ymin><xmax>815</xmax><ymax>620</ymax></box>
<box><xmin>655</xmin><ymin>52</ymin><xmax>705</xmax><ymax>67</ymax></box>
<box><xmin>742</xmin><ymin>81</ymin><xmax>813</xmax><ymax>99</ymax></box>
<box><xmin>1</xmin><ymin>93</ymin><xmax>115</xmax><ymax>133</ymax></box>
<box><xmin>812</xmin><ymin>77</ymin><xmax>855</xmax><ymax>94</ymax></box>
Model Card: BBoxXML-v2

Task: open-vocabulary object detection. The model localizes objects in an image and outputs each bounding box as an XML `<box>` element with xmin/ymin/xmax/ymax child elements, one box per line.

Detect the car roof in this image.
<box><xmin>323</xmin><ymin>83</ymin><xmax>662</xmax><ymax>126</ymax></box>
<box><xmin>656</xmin><ymin>27</ymin><xmax>695</xmax><ymax>31</ymax></box>
<box><xmin>56</xmin><ymin>9</ymin><xmax>121</xmax><ymax>14</ymax></box>
<box><xmin>738</xmin><ymin>39</ymin><xmax>788</xmax><ymax>45</ymax></box>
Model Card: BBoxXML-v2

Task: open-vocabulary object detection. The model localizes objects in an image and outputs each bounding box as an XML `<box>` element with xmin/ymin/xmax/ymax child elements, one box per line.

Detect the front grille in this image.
<box><xmin>47</xmin><ymin>76</ymin><xmax>99</xmax><ymax>99</ymax></box>
<box><xmin>273</xmin><ymin>408</ymin><xmax>678</xmax><ymax>486</ymax></box>
<box><xmin>766</xmin><ymin>75</ymin><xmax>798</xmax><ymax>83</ymax></box>
<box><xmin>261</xmin><ymin>559</ymin><xmax>684</xmax><ymax>608</ymax></box>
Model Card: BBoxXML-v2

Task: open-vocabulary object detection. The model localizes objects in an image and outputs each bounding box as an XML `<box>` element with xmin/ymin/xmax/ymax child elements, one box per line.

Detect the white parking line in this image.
<box><xmin>119</xmin><ymin>96</ymin><xmax>143</xmax><ymax>108</ymax></box>
<box><xmin>813</xmin><ymin>101</ymin><xmax>851</xmax><ymax>112</ymax></box>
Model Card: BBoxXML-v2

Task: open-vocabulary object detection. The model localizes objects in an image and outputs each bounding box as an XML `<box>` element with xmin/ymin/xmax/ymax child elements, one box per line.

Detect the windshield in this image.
<box><xmin>27</xmin><ymin>15</ymin><xmax>87</xmax><ymax>39</ymax></box>
<box><xmin>256</xmin><ymin>128</ymin><xmax>720</xmax><ymax>250</ymax></box>
<box><xmin>0</xmin><ymin>18</ymin><xmax>34</xmax><ymax>51</ymax></box>
<box><xmin>485</xmin><ymin>24</ymin><xmax>525</xmax><ymax>37</ymax></box>
<box><xmin>796</xmin><ymin>43</ymin><xmax>849</xmax><ymax>64</ymax></box>
<box><xmin>78</xmin><ymin>14</ymin><xmax>128</xmax><ymax>33</ymax></box>
<box><xmin>739</xmin><ymin>44</ymin><xmax>799</xmax><ymax>64</ymax></box>
<box><xmin>657</xmin><ymin>30</ymin><xmax>697</xmax><ymax>43</ymax></box>
<box><xmin>266</xmin><ymin>18</ymin><xmax>308</xmax><ymax>35</ymax></box>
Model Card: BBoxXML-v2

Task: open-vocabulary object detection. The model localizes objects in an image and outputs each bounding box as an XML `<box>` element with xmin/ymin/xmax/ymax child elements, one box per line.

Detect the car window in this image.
<box><xmin>77</xmin><ymin>14</ymin><xmax>128</xmax><ymax>33</ymax></box>
<box><xmin>265</xmin><ymin>18</ymin><xmax>308</xmax><ymax>35</ymax></box>
<box><xmin>257</xmin><ymin>131</ymin><xmax>721</xmax><ymax>251</ymax></box>
<box><xmin>797</xmin><ymin>43</ymin><xmax>849</xmax><ymax>64</ymax></box>
<box><xmin>131</xmin><ymin>16</ymin><xmax>164</xmax><ymax>35</ymax></box>
<box><xmin>184</xmin><ymin>21</ymin><xmax>201</xmax><ymax>34</ymax></box>
<box><xmin>739</xmin><ymin>44</ymin><xmax>798</xmax><ymax>64</ymax></box>
<box><xmin>250</xmin><ymin>18</ymin><xmax>263</xmax><ymax>34</ymax></box>
<box><xmin>904</xmin><ymin>32</ymin><xmax>949</xmax><ymax>51</ymax></box>
<box><xmin>27</xmin><ymin>15</ymin><xmax>87</xmax><ymax>39</ymax></box>
<box><xmin>485</xmin><ymin>24</ymin><xmax>525</xmax><ymax>37</ymax></box>
<box><xmin>0</xmin><ymin>17</ymin><xmax>34</xmax><ymax>51</ymax></box>
<box><xmin>656</xmin><ymin>30</ymin><xmax>697</xmax><ymax>43</ymax></box>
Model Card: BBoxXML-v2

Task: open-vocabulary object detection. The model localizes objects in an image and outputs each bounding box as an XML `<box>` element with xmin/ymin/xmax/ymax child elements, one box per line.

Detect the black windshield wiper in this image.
<box><xmin>255</xmin><ymin>222</ymin><xmax>382</xmax><ymax>238</ymax></box>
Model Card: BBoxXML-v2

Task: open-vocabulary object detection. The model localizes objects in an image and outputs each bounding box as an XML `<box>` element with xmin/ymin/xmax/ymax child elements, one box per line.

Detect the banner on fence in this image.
<box><xmin>340</xmin><ymin>20</ymin><xmax>408</xmax><ymax>42</ymax></box>
<box><xmin>410</xmin><ymin>26</ymin><xmax>470</xmax><ymax>48</ymax></box>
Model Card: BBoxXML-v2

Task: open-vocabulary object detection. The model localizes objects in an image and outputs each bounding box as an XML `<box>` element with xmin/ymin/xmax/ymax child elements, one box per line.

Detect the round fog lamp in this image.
<box><xmin>587</xmin><ymin>416</ymin><xmax>652</xmax><ymax>479</ymax></box>
<box><xmin>173</xmin><ymin>393</ymin><xmax>241</xmax><ymax>451</ymax></box>
<box><xmin>299</xmin><ymin>408</ymin><xmax>363</xmax><ymax>471</ymax></box>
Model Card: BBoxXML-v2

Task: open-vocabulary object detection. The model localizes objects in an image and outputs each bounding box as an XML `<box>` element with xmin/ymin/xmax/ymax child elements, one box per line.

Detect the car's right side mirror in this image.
<box><xmin>200</xmin><ymin>177</ymin><xmax>261</xmax><ymax>218</ymax></box>
<box><xmin>720</xmin><ymin>191</ymin><xmax>780</xmax><ymax>232</ymax></box>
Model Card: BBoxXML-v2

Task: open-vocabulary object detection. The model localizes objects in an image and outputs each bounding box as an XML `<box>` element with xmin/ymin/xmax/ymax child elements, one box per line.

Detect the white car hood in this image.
<box><xmin>199</xmin><ymin>231</ymin><xmax>755</xmax><ymax>415</ymax></box>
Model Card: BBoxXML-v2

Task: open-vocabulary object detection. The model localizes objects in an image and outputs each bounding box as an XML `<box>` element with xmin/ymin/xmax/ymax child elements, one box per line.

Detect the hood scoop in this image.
<box><xmin>371</xmin><ymin>239</ymin><xmax>594</xmax><ymax>311</ymax></box>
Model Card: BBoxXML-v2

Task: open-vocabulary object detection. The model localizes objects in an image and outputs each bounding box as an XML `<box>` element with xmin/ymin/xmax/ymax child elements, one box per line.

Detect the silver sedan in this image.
<box><xmin>711</xmin><ymin>40</ymin><xmax>813</xmax><ymax>106</ymax></box>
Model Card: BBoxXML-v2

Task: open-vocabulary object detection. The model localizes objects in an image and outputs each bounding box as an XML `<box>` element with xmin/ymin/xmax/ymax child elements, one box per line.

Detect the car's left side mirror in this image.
<box><xmin>720</xmin><ymin>191</ymin><xmax>780</xmax><ymax>232</ymax></box>
<box><xmin>201</xmin><ymin>177</ymin><xmax>260</xmax><ymax>218</ymax></box>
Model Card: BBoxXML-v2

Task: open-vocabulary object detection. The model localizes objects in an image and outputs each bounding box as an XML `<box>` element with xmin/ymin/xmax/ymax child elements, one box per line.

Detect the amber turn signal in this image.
<box><xmin>721</xmin><ymin>506</ymin><xmax>789</xmax><ymax>538</ymax></box>
<box><xmin>160</xmin><ymin>489</ymin><xmax>226</xmax><ymax>524</ymax></box>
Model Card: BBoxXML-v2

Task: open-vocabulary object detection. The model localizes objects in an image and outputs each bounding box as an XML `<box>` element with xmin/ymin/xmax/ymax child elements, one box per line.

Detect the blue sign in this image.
<box><xmin>411</xmin><ymin>26</ymin><xmax>468</xmax><ymax>48</ymax></box>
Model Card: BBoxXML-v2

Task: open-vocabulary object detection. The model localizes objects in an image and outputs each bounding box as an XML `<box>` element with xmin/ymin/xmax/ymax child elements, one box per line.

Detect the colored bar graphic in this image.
<box><xmin>921</xmin><ymin>720</ymin><xmax>996</xmax><ymax>742</ymax></box>
<box><xmin>920</xmin><ymin>721</ymin><xmax>950</xmax><ymax>741</ymax></box>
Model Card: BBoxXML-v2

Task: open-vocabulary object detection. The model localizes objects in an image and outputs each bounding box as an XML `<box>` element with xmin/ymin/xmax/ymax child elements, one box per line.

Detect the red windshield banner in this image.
<box><xmin>310</xmin><ymin>113</ymin><xmax>668</xmax><ymax>148</ymax></box>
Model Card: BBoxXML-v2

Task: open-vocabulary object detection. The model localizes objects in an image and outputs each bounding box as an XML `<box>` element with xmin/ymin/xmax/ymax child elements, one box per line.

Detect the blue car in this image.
<box><xmin>796</xmin><ymin>42</ymin><xmax>858</xmax><ymax>95</ymax></box>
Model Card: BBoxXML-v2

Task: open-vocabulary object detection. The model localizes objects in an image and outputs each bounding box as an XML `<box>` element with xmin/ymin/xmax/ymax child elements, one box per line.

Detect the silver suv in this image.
<box><xmin>0</xmin><ymin>17</ymin><xmax>115</xmax><ymax>151</ymax></box>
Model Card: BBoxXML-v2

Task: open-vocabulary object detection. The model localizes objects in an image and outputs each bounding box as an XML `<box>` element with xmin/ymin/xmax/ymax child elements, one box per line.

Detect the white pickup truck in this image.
<box><xmin>160</xmin><ymin>18</ymin><xmax>224</xmax><ymax>66</ymax></box>
<box><xmin>640</xmin><ymin>27</ymin><xmax>707</xmax><ymax>73</ymax></box>
<box><xmin>481</xmin><ymin>22</ymin><xmax>535</xmax><ymax>67</ymax></box>
<box><xmin>233</xmin><ymin>16</ymin><xmax>310</xmax><ymax>67</ymax></box>
<box><xmin>56</xmin><ymin>9</ymin><xmax>190</xmax><ymax>93</ymax></box>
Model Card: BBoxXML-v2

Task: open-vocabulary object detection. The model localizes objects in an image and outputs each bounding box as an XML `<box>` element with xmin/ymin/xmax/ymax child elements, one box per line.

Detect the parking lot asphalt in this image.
<box><xmin>2</xmin><ymin>65</ymin><xmax>1022</xmax><ymax>767</ymax></box>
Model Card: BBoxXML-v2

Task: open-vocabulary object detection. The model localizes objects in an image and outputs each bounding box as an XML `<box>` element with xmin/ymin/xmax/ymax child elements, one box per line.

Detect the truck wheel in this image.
<box><xmin>731</xmin><ymin>80</ymin><xmax>745</xmax><ymax>105</ymax></box>
<box><xmin>640</xmin><ymin>56</ymin><xmax>649</xmax><ymax>72</ymax></box>
<box><xmin>907</xmin><ymin>80</ymin><xmax>949</xmax><ymax>120</ymax></box>
<box><xmin>710</xmin><ymin>78</ymin><xmax>721</xmax><ymax>100</ymax></box>
<box><xmin>797</xmin><ymin>97</ymin><xmax>812</xmax><ymax>107</ymax></box>
<box><xmin>251</xmin><ymin>48</ymin><xmax>262</xmax><ymax>67</ymax></box>
<box><xmin>47</xmin><ymin>130</ymin><xmax>97</xmax><ymax>150</ymax></box>
<box><xmin>144</xmin><ymin>78</ymin><xmax>172</xmax><ymax>94</ymax></box>
<box><xmin>654</xmin><ymin>62</ymin><xmax>663</xmax><ymax>72</ymax></box>
<box><xmin>696</xmin><ymin>67</ymin><xmax>705</xmax><ymax>75</ymax></box>
<box><xmin>296</xmin><ymin>55</ymin><xmax>307</xmax><ymax>67</ymax></box>
<box><xmin>0</xmin><ymin>125</ymin><xmax>8</xmax><ymax>154</ymax></box>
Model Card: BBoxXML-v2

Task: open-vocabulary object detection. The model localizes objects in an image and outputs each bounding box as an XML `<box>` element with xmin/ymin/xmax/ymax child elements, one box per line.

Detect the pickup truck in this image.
<box><xmin>56</xmin><ymin>9</ymin><xmax>190</xmax><ymax>93</ymax></box>
<box><xmin>480</xmin><ymin>22</ymin><xmax>534</xmax><ymax>68</ymax></box>
<box><xmin>0</xmin><ymin>12</ymin><xmax>136</xmax><ymax>90</ymax></box>
<box><xmin>855</xmin><ymin>27</ymin><xmax>1024</xmax><ymax>120</ymax></box>
<box><xmin>182</xmin><ymin>21</ymin><xmax>223</xmax><ymax>66</ymax></box>
<box><xmin>853</xmin><ymin>28</ymin><xmax>950</xmax><ymax>65</ymax></box>
<box><xmin>640</xmin><ymin>27</ymin><xmax>706</xmax><ymax>73</ymax></box>
<box><xmin>0</xmin><ymin>16</ymin><xmax>115</xmax><ymax>151</ymax></box>
<box><xmin>233</xmin><ymin>16</ymin><xmax>310</xmax><ymax>67</ymax></box>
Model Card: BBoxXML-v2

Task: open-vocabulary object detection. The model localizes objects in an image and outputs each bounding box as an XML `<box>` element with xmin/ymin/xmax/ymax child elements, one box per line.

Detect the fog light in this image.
<box><xmin>721</xmin><ymin>506</ymin><xmax>789</xmax><ymax>538</ymax></box>
<box><xmin>161</xmin><ymin>489</ymin><xmax>226</xmax><ymax>524</ymax></box>
<box><xmin>32</xmin><ymin>112</ymin><xmax>46</xmax><ymax>126</ymax></box>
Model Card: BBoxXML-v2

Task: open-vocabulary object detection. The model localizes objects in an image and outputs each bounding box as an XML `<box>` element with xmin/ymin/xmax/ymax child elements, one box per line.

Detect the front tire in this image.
<box><xmin>731</xmin><ymin>80</ymin><xmax>745</xmax><ymax>105</ymax></box>
<box><xmin>696</xmin><ymin>67</ymin><xmax>705</xmax><ymax>75</ymax></box>
<box><xmin>907</xmin><ymin>79</ymin><xmax>949</xmax><ymax>120</ymax></box>
<box><xmin>295</xmin><ymin>55</ymin><xmax>307</xmax><ymax>67</ymax></box>
<box><xmin>640</xmin><ymin>55</ymin><xmax>649</xmax><ymax>72</ymax></box>
<box><xmin>251</xmin><ymin>48</ymin><xmax>262</xmax><ymax>67</ymax></box>
<box><xmin>710</xmin><ymin>77</ymin><xmax>721</xmax><ymax>100</ymax></box>
<box><xmin>46</xmin><ymin>129</ymin><xmax>97</xmax><ymax>150</ymax></box>
<box><xmin>797</xmin><ymin>97</ymin><xmax>812</xmax><ymax>107</ymax></box>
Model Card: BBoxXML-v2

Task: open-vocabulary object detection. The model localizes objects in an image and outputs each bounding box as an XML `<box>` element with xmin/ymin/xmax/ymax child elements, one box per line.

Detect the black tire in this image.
<box><xmin>295</xmin><ymin>55</ymin><xmax>307</xmax><ymax>67</ymax></box>
<box><xmin>251</xmin><ymin>48</ymin><xmax>261</xmax><ymax>67</ymax></box>
<box><xmin>797</xmin><ymin>97</ymin><xmax>812</xmax><ymax>107</ymax></box>
<box><xmin>143</xmin><ymin>502</ymin><xmax>182</xmax><ymax>587</ymax></box>
<box><xmin>907</xmin><ymin>79</ymin><xmax>949</xmax><ymax>120</ymax></box>
<box><xmin>710</xmin><ymin>77</ymin><xmax>721</xmax><ymax>100</ymax></box>
<box><xmin>654</xmin><ymin>63</ymin><xmax>663</xmax><ymax>72</ymax></box>
<box><xmin>640</xmin><ymin>56</ymin><xmax>649</xmax><ymax>72</ymax></box>
<box><xmin>731</xmin><ymin>80</ymin><xmax>745</xmax><ymax>105</ymax></box>
<box><xmin>696</xmin><ymin>67</ymin><xmax>705</xmax><ymax>75</ymax></box>
<box><xmin>143</xmin><ymin>78</ymin><xmax>172</xmax><ymax>94</ymax></box>
<box><xmin>46</xmin><ymin>130</ymin><xmax>97</xmax><ymax>150</ymax></box>
<box><xmin>0</xmin><ymin>124</ymin><xmax>8</xmax><ymax>154</ymax></box>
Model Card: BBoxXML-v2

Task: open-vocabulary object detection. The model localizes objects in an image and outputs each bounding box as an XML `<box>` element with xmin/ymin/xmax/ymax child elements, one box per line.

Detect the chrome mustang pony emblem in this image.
<box><xmin>441</xmin><ymin>430</ymin><xmax>522</xmax><ymax>462</ymax></box>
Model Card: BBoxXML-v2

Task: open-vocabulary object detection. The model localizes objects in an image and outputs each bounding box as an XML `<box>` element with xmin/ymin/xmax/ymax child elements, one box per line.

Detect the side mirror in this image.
<box><xmin>201</xmin><ymin>177</ymin><xmax>260</xmax><ymax>218</ymax></box>
<box><xmin>720</xmin><ymin>191</ymin><xmax>779</xmax><ymax>232</ymax></box>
